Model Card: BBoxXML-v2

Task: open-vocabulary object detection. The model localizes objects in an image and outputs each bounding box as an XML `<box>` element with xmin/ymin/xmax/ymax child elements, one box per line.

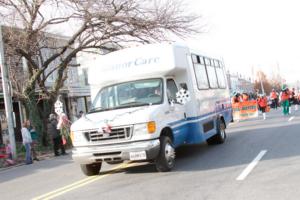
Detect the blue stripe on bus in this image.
<box><xmin>169</xmin><ymin>108</ymin><xmax>232</xmax><ymax>147</ymax></box>
<box><xmin>168</xmin><ymin>108</ymin><xmax>232</xmax><ymax>127</ymax></box>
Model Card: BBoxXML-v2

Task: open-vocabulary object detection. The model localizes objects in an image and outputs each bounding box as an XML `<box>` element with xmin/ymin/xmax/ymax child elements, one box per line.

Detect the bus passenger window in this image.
<box><xmin>206</xmin><ymin>65</ymin><xmax>218</xmax><ymax>88</ymax></box>
<box><xmin>193</xmin><ymin>63</ymin><xmax>209</xmax><ymax>89</ymax></box>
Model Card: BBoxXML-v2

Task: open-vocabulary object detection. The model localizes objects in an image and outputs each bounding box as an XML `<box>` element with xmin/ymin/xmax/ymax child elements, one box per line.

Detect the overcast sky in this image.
<box><xmin>53</xmin><ymin>0</ymin><xmax>299</xmax><ymax>83</ymax></box>
<box><xmin>181</xmin><ymin>0</ymin><xmax>300</xmax><ymax>83</ymax></box>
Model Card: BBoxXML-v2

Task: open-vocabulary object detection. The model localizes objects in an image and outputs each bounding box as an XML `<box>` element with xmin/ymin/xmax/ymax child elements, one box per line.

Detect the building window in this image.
<box><xmin>82</xmin><ymin>68</ymin><xmax>89</xmax><ymax>85</ymax></box>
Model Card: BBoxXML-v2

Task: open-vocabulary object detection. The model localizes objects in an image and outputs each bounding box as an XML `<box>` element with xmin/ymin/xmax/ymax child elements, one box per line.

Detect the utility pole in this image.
<box><xmin>259</xmin><ymin>71</ymin><xmax>265</xmax><ymax>94</ymax></box>
<box><xmin>0</xmin><ymin>26</ymin><xmax>16</xmax><ymax>159</ymax></box>
<box><xmin>276</xmin><ymin>62</ymin><xmax>282</xmax><ymax>86</ymax></box>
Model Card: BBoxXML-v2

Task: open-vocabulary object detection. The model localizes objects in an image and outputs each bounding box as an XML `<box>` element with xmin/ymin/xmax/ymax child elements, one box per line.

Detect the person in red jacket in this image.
<box><xmin>258</xmin><ymin>94</ymin><xmax>268</xmax><ymax>120</ymax></box>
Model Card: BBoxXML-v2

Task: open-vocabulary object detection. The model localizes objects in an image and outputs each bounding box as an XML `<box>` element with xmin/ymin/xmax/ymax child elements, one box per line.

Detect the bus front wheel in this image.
<box><xmin>155</xmin><ymin>136</ymin><xmax>175</xmax><ymax>172</ymax></box>
<box><xmin>80</xmin><ymin>163</ymin><xmax>102</xmax><ymax>176</ymax></box>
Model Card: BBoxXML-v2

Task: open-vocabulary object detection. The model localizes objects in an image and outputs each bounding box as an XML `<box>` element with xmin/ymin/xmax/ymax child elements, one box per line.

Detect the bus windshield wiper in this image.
<box><xmin>118</xmin><ymin>101</ymin><xmax>149</xmax><ymax>108</ymax></box>
<box><xmin>88</xmin><ymin>107</ymin><xmax>104</xmax><ymax>113</ymax></box>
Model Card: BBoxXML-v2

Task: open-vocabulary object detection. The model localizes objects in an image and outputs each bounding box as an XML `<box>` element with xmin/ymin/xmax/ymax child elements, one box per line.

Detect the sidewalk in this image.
<box><xmin>0</xmin><ymin>149</ymin><xmax>71</xmax><ymax>172</ymax></box>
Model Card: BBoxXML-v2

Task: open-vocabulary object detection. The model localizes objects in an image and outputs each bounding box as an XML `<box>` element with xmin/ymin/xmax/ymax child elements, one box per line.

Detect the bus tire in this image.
<box><xmin>207</xmin><ymin>120</ymin><xmax>226</xmax><ymax>145</ymax></box>
<box><xmin>80</xmin><ymin>163</ymin><xmax>102</xmax><ymax>176</ymax></box>
<box><xmin>155</xmin><ymin>136</ymin><xmax>175</xmax><ymax>172</ymax></box>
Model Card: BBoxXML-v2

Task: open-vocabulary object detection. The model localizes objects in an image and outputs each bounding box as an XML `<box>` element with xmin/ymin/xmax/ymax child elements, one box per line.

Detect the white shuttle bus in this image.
<box><xmin>71</xmin><ymin>43</ymin><xmax>232</xmax><ymax>176</ymax></box>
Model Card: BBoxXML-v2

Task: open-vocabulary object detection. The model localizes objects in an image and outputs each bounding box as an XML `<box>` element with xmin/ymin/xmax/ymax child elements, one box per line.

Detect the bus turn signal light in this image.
<box><xmin>147</xmin><ymin>121</ymin><xmax>156</xmax><ymax>134</ymax></box>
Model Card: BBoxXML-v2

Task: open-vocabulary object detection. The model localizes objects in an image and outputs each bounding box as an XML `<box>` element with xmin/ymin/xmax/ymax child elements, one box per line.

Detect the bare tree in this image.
<box><xmin>254</xmin><ymin>71</ymin><xmax>272</xmax><ymax>95</ymax></box>
<box><xmin>0</xmin><ymin>0</ymin><xmax>201</xmax><ymax>145</ymax></box>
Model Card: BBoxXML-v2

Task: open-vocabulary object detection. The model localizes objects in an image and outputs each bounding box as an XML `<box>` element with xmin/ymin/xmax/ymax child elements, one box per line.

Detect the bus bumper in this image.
<box><xmin>72</xmin><ymin>139</ymin><xmax>160</xmax><ymax>164</ymax></box>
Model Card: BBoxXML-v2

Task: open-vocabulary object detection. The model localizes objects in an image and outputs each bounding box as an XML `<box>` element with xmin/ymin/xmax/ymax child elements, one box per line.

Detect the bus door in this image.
<box><xmin>166</xmin><ymin>78</ymin><xmax>188</xmax><ymax>147</ymax></box>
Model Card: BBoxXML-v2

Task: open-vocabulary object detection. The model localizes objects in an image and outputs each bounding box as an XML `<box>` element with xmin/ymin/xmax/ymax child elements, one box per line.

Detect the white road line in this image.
<box><xmin>288</xmin><ymin>116</ymin><xmax>295</xmax><ymax>122</ymax></box>
<box><xmin>236</xmin><ymin>150</ymin><xmax>267</xmax><ymax>181</ymax></box>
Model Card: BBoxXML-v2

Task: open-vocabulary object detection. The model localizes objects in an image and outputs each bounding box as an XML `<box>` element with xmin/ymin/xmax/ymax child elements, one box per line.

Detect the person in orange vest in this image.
<box><xmin>257</xmin><ymin>94</ymin><xmax>268</xmax><ymax>120</ymax></box>
<box><xmin>242</xmin><ymin>93</ymin><xmax>249</xmax><ymax>102</ymax></box>
<box><xmin>294</xmin><ymin>89</ymin><xmax>299</xmax><ymax>111</ymax></box>
<box><xmin>290</xmin><ymin>88</ymin><xmax>298</xmax><ymax>111</ymax></box>
<box><xmin>270</xmin><ymin>89</ymin><xmax>278</xmax><ymax>109</ymax></box>
<box><xmin>231</xmin><ymin>92</ymin><xmax>241</xmax><ymax>104</ymax></box>
<box><xmin>280</xmin><ymin>85</ymin><xmax>290</xmax><ymax>115</ymax></box>
<box><xmin>287</xmin><ymin>88</ymin><xmax>294</xmax><ymax>114</ymax></box>
<box><xmin>256</xmin><ymin>95</ymin><xmax>261</xmax><ymax>111</ymax></box>
<box><xmin>297</xmin><ymin>91</ymin><xmax>300</xmax><ymax>108</ymax></box>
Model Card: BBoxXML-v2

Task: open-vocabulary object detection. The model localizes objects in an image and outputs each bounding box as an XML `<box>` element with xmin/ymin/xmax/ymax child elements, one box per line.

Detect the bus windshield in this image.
<box><xmin>90</xmin><ymin>78</ymin><xmax>163</xmax><ymax>113</ymax></box>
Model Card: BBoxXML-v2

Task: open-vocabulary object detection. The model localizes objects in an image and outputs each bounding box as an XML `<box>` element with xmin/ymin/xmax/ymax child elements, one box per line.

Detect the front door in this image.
<box><xmin>166</xmin><ymin>79</ymin><xmax>188</xmax><ymax>147</ymax></box>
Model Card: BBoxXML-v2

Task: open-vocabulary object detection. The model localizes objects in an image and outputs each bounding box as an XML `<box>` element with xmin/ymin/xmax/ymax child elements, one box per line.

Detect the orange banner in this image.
<box><xmin>232</xmin><ymin>100</ymin><xmax>258</xmax><ymax>121</ymax></box>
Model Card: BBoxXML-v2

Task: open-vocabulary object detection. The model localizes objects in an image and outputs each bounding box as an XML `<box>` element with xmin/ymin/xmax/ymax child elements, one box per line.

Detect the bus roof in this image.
<box><xmin>88</xmin><ymin>42</ymin><xmax>190</xmax><ymax>86</ymax></box>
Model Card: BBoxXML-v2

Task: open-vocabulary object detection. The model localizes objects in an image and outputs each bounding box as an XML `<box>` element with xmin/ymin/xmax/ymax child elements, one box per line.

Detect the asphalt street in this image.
<box><xmin>1</xmin><ymin>107</ymin><xmax>300</xmax><ymax>200</ymax></box>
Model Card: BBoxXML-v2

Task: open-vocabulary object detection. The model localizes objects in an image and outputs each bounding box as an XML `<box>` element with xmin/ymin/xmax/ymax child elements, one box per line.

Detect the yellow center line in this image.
<box><xmin>32</xmin><ymin>176</ymin><xmax>97</xmax><ymax>200</ymax></box>
<box><xmin>32</xmin><ymin>162</ymin><xmax>135</xmax><ymax>200</ymax></box>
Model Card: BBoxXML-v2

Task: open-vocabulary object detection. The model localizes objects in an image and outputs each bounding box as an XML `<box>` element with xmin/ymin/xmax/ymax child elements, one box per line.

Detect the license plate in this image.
<box><xmin>129</xmin><ymin>151</ymin><xmax>147</xmax><ymax>161</ymax></box>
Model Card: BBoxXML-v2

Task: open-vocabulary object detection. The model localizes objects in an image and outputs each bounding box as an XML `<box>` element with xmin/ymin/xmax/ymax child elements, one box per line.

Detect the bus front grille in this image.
<box><xmin>84</xmin><ymin>126</ymin><xmax>132</xmax><ymax>142</ymax></box>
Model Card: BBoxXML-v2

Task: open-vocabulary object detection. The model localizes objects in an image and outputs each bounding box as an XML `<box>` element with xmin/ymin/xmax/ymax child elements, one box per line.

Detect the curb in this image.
<box><xmin>0</xmin><ymin>152</ymin><xmax>65</xmax><ymax>172</ymax></box>
<box><xmin>0</xmin><ymin>149</ymin><xmax>71</xmax><ymax>172</ymax></box>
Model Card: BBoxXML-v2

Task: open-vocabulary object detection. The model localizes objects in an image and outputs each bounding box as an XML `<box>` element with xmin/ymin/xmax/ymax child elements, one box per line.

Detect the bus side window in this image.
<box><xmin>167</xmin><ymin>79</ymin><xmax>178</xmax><ymax>103</ymax></box>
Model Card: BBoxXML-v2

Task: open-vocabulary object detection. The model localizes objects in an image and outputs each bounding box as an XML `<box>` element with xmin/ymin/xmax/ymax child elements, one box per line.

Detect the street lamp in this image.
<box><xmin>259</xmin><ymin>71</ymin><xmax>265</xmax><ymax>94</ymax></box>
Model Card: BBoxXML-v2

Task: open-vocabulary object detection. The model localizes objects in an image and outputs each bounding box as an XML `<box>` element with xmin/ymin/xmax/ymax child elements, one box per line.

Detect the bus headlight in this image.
<box><xmin>134</xmin><ymin>121</ymin><xmax>156</xmax><ymax>135</ymax></box>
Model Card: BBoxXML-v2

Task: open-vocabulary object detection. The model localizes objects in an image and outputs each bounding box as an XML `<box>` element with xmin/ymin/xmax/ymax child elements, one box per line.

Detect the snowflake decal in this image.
<box><xmin>176</xmin><ymin>89</ymin><xmax>190</xmax><ymax>105</ymax></box>
<box><xmin>54</xmin><ymin>100</ymin><xmax>63</xmax><ymax>115</ymax></box>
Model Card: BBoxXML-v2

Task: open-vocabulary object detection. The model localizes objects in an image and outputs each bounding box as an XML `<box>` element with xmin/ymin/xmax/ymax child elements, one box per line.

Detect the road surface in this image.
<box><xmin>1</xmin><ymin>108</ymin><xmax>300</xmax><ymax>200</ymax></box>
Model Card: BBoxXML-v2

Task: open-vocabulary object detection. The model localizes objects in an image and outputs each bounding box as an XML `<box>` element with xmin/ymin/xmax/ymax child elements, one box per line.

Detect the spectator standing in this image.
<box><xmin>21</xmin><ymin>121</ymin><xmax>33</xmax><ymax>164</ymax></box>
<box><xmin>78</xmin><ymin>111</ymin><xmax>84</xmax><ymax>118</ymax></box>
<box><xmin>57</xmin><ymin>113</ymin><xmax>72</xmax><ymax>147</ymax></box>
<box><xmin>27</xmin><ymin>121</ymin><xmax>39</xmax><ymax>161</ymax></box>
<box><xmin>48</xmin><ymin>114</ymin><xmax>66</xmax><ymax>156</ymax></box>
<box><xmin>73</xmin><ymin>111</ymin><xmax>84</xmax><ymax>122</ymax></box>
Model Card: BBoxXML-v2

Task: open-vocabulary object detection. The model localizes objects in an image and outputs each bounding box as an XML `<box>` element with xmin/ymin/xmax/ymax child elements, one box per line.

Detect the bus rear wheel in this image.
<box><xmin>155</xmin><ymin>136</ymin><xmax>175</xmax><ymax>172</ymax></box>
<box><xmin>80</xmin><ymin>163</ymin><xmax>102</xmax><ymax>176</ymax></box>
<box><xmin>207</xmin><ymin>120</ymin><xmax>226</xmax><ymax>145</ymax></box>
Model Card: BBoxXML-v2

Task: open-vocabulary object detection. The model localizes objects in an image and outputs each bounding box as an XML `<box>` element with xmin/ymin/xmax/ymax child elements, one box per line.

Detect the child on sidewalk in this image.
<box><xmin>4</xmin><ymin>139</ymin><xmax>14</xmax><ymax>166</ymax></box>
